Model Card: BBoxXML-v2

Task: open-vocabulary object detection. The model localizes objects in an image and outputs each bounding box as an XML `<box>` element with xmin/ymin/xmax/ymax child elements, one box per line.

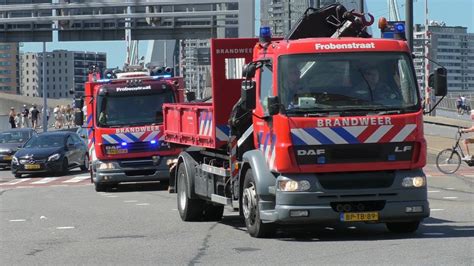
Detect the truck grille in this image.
<box><xmin>317</xmin><ymin>171</ymin><xmax>395</xmax><ymax>190</ymax></box>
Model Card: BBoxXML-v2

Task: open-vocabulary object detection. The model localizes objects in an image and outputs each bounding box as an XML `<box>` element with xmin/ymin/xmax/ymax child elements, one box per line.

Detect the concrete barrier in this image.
<box><xmin>0</xmin><ymin>92</ymin><xmax>71</xmax><ymax>116</ymax></box>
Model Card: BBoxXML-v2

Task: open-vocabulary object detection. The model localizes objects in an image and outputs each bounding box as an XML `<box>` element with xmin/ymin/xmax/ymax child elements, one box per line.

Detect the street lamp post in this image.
<box><xmin>42</xmin><ymin>42</ymin><xmax>48</xmax><ymax>132</ymax></box>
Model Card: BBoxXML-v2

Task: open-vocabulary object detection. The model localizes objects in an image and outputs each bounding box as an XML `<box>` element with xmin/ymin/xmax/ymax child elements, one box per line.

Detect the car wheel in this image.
<box><xmin>14</xmin><ymin>173</ymin><xmax>22</xmax><ymax>178</ymax></box>
<box><xmin>61</xmin><ymin>158</ymin><xmax>69</xmax><ymax>175</ymax></box>
<box><xmin>94</xmin><ymin>182</ymin><xmax>107</xmax><ymax>192</ymax></box>
<box><xmin>80</xmin><ymin>154</ymin><xmax>89</xmax><ymax>171</ymax></box>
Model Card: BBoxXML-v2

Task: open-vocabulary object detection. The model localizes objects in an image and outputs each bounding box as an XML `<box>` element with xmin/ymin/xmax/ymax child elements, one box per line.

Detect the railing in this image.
<box><xmin>436</xmin><ymin>93</ymin><xmax>473</xmax><ymax>111</ymax></box>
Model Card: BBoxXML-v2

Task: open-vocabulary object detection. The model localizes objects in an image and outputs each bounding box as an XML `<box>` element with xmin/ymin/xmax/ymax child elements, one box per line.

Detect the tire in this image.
<box><xmin>436</xmin><ymin>149</ymin><xmax>461</xmax><ymax>174</ymax></box>
<box><xmin>60</xmin><ymin>158</ymin><xmax>69</xmax><ymax>175</ymax></box>
<box><xmin>242</xmin><ymin>170</ymin><xmax>276</xmax><ymax>238</ymax></box>
<box><xmin>80</xmin><ymin>154</ymin><xmax>89</xmax><ymax>171</ymax></box>
<box><xmin>94</xmin><ymin>182</ymin><xmax>107</xmax><ymax>192</ymax></box>
<box><xmin>176</xmin><ymin>163</ymin><xmax>205</xmax><ymax>221</ymax></box>
<box><xmin>386</xmin><ymin>221</ymin><xmax>420</xmax><ymax>233</ymax></box>
<box><xmin>203</xmin><ymin>204</ymin><xmax>224</xmax><ymax>221</ymax></box>
<box><xmin>14</xmin><ymin>173</ymin><xmax>22</xmax><ymax>178</ymax></box>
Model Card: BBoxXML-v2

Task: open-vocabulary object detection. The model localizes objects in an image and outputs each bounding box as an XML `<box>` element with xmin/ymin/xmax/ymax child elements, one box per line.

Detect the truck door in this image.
<box><xmin>253</xmin><ymin>62</ymin><xmax>277</xmax><ymax>170</ymax></box>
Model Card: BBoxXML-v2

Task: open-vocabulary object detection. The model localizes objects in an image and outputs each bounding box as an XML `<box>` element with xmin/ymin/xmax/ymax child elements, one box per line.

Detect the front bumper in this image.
<box><xmin>0</xmin><ymin>154</ymin><xmax>14</xmax><ymax>167</ymax></box>
<box><xmin>11</xmin><ymin>159</ymin><xmax>63</xmax><ymax>174</ymax></box>
<box><xmin>93</xmin><ymin>156</ymin><xmax>173</xmax><ymax>184</ymax></box>
<box><xmin>259</xmin><ymin>169</ymin><xmax>429</xmax><ymax>224</ymax></box>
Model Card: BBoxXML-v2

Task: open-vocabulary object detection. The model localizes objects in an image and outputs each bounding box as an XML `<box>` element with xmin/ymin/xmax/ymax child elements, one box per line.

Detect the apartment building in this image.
<box><xmin>0</xmin><ymin>43</ymin><xmax>19</xmax><ymax>94</ymax></box>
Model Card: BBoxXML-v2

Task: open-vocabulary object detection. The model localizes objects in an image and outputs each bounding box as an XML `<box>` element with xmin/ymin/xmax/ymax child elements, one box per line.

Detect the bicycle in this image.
<box><xmin>436</xmin><ymin>128</ymin><xmax>474</xmax><ymax>174</ymax></box>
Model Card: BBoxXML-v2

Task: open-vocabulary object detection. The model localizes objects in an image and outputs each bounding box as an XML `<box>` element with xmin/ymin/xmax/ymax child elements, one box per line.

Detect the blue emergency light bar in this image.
<box><xmin>121</xmin><ymin>142</ymin><xmax>127</xmax><ymax>147</ymax></box>
<box><xmin>259</xmin><ymin>26</ymin><xmax>272</xmax><ymax>43</ymax></box>
<box><xmin>150</xmin><ymin>140</ymin><xmax>157</xmax><ymax>144</ymax></box>
<box><xmin>394</xmin><ymin>23</ymin><xmax>405</xmax><ymax>33</ymax></box>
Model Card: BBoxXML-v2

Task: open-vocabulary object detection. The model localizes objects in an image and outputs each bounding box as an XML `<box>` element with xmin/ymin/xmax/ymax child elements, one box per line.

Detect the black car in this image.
<box><xmin>0</xmin><ymin>128</ymin><xmax>37</xmax><ymax>169</ymax></box>
<box><xmin>11</xmin><ymin>131</ymin><xmax>88</xmax><ymax>178</ymax></box>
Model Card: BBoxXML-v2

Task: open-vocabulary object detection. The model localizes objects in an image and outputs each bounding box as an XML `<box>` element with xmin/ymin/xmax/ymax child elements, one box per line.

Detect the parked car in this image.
<box><xmin>11</xmin><ymin>131</ymin><xmax>88</xmax><ymax>178</ymax></box>
<box><xmin>0</xmin><ymin>128</ymin><xmax>37</xmax><ymax>169</ymax></box>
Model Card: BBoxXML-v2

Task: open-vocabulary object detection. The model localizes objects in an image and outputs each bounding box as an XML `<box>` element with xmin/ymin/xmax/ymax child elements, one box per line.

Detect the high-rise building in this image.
<box><xmin>413</xmin><ymin>23</ymin><xmax>474</xmax><ymax>92</ymax></box>
<box><xmin>20</xmin><ymin>50</ymin><xmax>106</xmax><ymax>99</ymax></box>
<box><xmin>0</xmin><ymin>43</ymin><xmax>19</xmax><ymax>94</ymax></box>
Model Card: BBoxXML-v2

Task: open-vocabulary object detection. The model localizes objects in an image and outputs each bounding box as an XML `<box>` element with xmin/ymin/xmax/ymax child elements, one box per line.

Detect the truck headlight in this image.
<box><xmin>402</xmin><ymin>176</ymin><xmax>426</xmax><ymax>188</ymax></box>
<box><xmin>11</xmin><ymin>156</ymin><xmax>18</xmax><ymax>164</ymax></box>
<box><xmin>48</xmin><ymin>153</ymin><xmax>61</xmax><ymax>161</ymax></box>
<box><xmin>278</xmin><ymin>179</ymin><xmax>311</xmax><ymax>192</ymax></box>
<box><xmin>98</xmin><ymin>162</ymin><xmax>116</xmax><ymax>170</ymax></box>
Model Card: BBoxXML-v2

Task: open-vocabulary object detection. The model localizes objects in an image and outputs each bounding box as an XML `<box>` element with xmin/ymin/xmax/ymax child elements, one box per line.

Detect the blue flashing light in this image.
<box><xmin>96</xmin><ymin>79</ymin><xmax>111</xmax><ymax>83</ymax></box>
<box><xmin>121</xmin><ymin>142</ymin><xmax>127</xmax><ymax>147</ymax></box>
<box><xmin>394</xmin><ymin>23</ymin><xmax>405</xmax><ymax>33</ymax></box>
<box><xmin>150</xmin><ymin>140</ymin><xmax>157</xmax><ymax>144</ymax></box>
<box><xmin>152</xmin><ymin>74</ymin><xmax>172</xmax><ymax>79</ymax></box>
<box><xmin>259</xmin><ymin>26</ymin><xmax>272</xmax><ymax>43</ymax></box>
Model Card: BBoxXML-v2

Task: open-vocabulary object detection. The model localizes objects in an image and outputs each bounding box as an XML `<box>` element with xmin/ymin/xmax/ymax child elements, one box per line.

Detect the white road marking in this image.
<box><xmin>105</xmin><ymin>195</ymin><xmax>118</xmax><ymax>198</ymax></box>
<box><xmin>443</xmin><ymin>197</ymin><xmax>458</xmax><ymax>199</ymax></box>
<box><xmin>63</xmin><ymin>175</ymin><xmax>90</xmax><ymax>183</ymax></box>
<box><xmin>9</xmin><ymin>219</ymin><xmax>26</xmax><ymax>222</ymax></box>
<box><xmin>56</xmin><ymin>226</ymin><xmax>75</xmax><ymax>230</ymax></box>
<box><xmin>445</xmin><ymin>187</ymin><xmax>455</xmax><ymax>190</ymax></box>
<box><xmin>430</xmin><ymin>209</ymin><xmax>444</xmax><ymax>211</ymax></box>
<box><xmin>423</xmin><ymin>232</ymin><xmax>444</xmax><ymax>236</ymax></box>
<box><xmin>31</xmin><ymin>178</ymin><xmax>58</xmax><ymax>184</ymax></box>
<box><xmin>136</xmin><ymin>203</ymin><xmax>150</xmax><ymax>206</ymax></box>
<box><xmin>124</xmin><ymin>200</ymin><xmax>138</xmax><ymax>203</ymax></box>
<box><xmin>347</xmin><ymin>226</ymin><xmax>357</xmax><ymax>230</ymax></box>
<box><xmin>324</xmin><ymin>227</ymin><xmax>335</xmax><ymax>231</ymax></box>
<box><xmin>16</xmin><ymin>186</ymin><xmax>34</xmax><ymax>189</ymax></box>
<box><xmin>0</xmin><ymin>178</ymin><xmax>31</xmax><ymax>186</ymax></box>
<box><xmin>428</xmin><ymin>190</ymin><xmax>440</xmax><ymax>193</ymax></box>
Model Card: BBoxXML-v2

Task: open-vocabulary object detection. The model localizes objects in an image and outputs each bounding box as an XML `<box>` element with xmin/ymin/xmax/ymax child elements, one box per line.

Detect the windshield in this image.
<box><xmin>24</xmin><ymin>135</ymin><xmax>64</xmax><ymax>148</ymax></box>
<box><xmin>96</xmin><ymin>88</ymin><xmax>174</xmax><ymax>127</ymax></box>
<box><xmin>0</xmin><ymin>131</ymin><xmax>32</xmax><ymax>144</ymax></box>
<box><xmin>278</xmin><ymin>52</ymin><xmax>420</xmax><ymax>115</ymax></box>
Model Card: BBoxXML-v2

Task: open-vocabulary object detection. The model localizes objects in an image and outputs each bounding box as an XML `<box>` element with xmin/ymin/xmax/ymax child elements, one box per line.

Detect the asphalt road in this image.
<box><xmin>1</xmin><ymin>123</ymin><xmax>473</xmax><ymax>265</ymax></box>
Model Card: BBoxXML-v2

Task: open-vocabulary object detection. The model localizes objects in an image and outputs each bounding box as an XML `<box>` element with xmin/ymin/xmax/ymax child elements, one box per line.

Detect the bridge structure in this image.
<box><xmin>0</xmin><ymin>0</ymin><xmax>255</xmax><ymax>42</ymax></box>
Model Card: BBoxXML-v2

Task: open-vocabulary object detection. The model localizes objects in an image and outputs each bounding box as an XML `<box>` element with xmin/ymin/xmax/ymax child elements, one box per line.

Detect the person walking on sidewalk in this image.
<box><xmin>30</xmin><ymin>105</ymin><xmax>40</xmax><ymax>129</ymax></box>
<box><xmin>8</xmin><ymin>107</ymin><xmax>16</xmax><ymax>128</ymax></box>
<box><xmin>460</xmin><ymin>110</ymin><xmax>474</xmax><ymax>160</ymax></box>
<box><xmin>21</xmin><ymin>104</ymin><xmax>30</xmax><ymax>128</ymax></box>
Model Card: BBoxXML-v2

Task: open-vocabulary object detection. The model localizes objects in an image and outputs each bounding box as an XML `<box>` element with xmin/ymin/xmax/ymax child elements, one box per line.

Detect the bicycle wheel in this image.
<box><xmin>436</xmin><ymin>149</ymin><xmax>461</xmax><ymax>174</ymax></box>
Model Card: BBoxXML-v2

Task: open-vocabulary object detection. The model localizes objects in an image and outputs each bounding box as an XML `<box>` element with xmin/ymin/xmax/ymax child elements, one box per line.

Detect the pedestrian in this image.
<box><xmin>15</xmin><ymin>113</ymin><xmax>21</xmax><ymax>128</ymax></box>
<box><xmin>30</xmin><ymin>105</ymin><xmax>40</xmax><ymax>129</ymax></box>
<box><xmin>460</xmin><ymin>110</ymin><xmax>474</xmax><ymax>160</ymax></box>
<box><xmin>456</xmin><ymin>95</ymin><xmax>463</xmax><ymax>115</ymax></box>
<box><xmin>460</xmin><ymin>95</ymin><xmax>467</xmax><ymax>114</ymax></box>
<box><xmin>8</xmin><ymin>107</ymin><xmax>16</xmax><ymax>128</ymax></box>
<box><xmin>21</xmin><ymin>104</ymin><xmax>30</xmax><ymax>128</ymax></box>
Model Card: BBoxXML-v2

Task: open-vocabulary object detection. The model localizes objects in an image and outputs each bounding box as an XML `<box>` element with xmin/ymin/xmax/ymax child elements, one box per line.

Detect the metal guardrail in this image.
<box><xmin>436</xmin><ymin>95</ymin><xmax>472</xmax><ymax>111</ymax></box>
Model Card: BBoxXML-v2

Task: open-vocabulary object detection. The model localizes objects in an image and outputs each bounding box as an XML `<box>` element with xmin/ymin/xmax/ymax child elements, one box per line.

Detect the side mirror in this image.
<box><xmin>186</xmin><ymin>91</ymin><xmax>196</xmax><ymax>102</ymax></box>
<box><xmin>242</xmin><ymin>63</ymin><xmax>257</xmax><ymax>79</ymax></box>
<box><xmin>74</xmin><ymin>111</ymin><xmax>84</xmax><ymax>127</ymax></box>
<box><xmin>74</xmin><ymin>98</ymin><xmax>84</xmax><ymax>109</ymax></box>
<box><xmin>432</xmin><ymin>68</ymin><xmax>447</xmax><ymax>97</ymax></box>
<box><xmin>267</xmin><ymin>96</ymin><xmax>280</xmax><ymax>116</ymax></box>
<box><xmin>241</xmin><ymin>80</ymin><xmax>256</xmax><ymax>110</ymax></box>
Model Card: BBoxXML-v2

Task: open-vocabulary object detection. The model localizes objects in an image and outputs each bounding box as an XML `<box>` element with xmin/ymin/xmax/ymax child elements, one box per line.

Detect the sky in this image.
<box><xmin>21</xmin><ymin>0</ymin><xmax>474</xmax><ymax>69</ymax></box>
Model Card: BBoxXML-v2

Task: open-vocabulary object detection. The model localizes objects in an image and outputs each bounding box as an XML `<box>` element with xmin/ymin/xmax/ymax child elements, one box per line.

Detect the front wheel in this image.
<box><xmin>436</xmin><ymin>149</ymin><xmax>461</xmax><ymax>174</ymax></box>
<box><xmin>242</xmin><ymin>170</ymin><xmax>276</xmax><ymax>238</ymax></box>
<box><xmin>94</xmin><ymin>182</ymin><xmax>107</xmax><ymax>192</ymax></box>
<box><xmin>80</xmin><ymin>154</ymin><xmax>89</xmax><ymax>171</ymax></box>
<box><xmin>386</xmin><ymin>221</ymin><xmax>420</xmax><ymax>233</ymax></box>
<box><xmin>176</xmin><ymin>163</ymin><xmax>205</xmax><ymax>221</ymax></box>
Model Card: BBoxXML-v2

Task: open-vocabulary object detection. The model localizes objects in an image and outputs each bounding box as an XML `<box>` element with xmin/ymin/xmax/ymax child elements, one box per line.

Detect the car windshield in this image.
<box><xmin>96</xmin><ymin>88</ymin><xmax>174</xmax><ymax>127</ymax></box>
<box><xmin>0</xmin><ymin>131</ymin><xmax>32</xmax><ymax>144</ymax></box>
<box><xmin>278</xmin><ymin>52</ymin><xmax>420</xmax><ymax>115</ymax></box>
<box><xmin>24</xmin><ymin>135</ymin><xmax>64</xmax><ymax>148</ymax></box>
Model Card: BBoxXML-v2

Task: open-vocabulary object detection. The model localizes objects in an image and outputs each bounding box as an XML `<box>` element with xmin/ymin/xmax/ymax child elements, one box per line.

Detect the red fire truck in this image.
<box><xmin>163</xmin><ymin>5</ymin><xmax>447</xmax><ymax>237</ymax></box>
<box><xmin>75</xmin><ymin>67</ymin><xmax>184</xmax><ymax>192</ymax></box>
